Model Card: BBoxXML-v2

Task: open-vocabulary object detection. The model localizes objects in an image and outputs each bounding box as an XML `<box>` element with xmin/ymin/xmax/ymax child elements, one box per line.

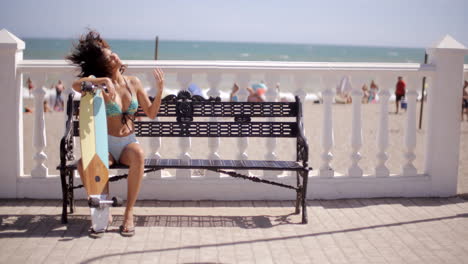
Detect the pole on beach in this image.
<box><xmin>154</xmin><ymin>36</ymin><xmax>159</xmax><ymax>60</ymax></box>
<box><xmin>418</xmin><ymin>53</ymin><xmax>428</xmax><ymax>130</ymax></box>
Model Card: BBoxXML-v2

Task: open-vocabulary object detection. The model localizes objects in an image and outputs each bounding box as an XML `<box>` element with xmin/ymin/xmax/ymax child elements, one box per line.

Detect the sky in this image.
<box><xmin>1</xmin><ymin>0</ymin><xmax>467</xmax><ymax>48</ymax></box>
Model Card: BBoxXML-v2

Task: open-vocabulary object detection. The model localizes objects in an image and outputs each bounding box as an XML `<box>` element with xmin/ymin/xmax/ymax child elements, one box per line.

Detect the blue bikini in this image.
<box><xmin>106</xmin><ymin>77</ymin><xmax>140</xmax><ymax>162</ymax></box>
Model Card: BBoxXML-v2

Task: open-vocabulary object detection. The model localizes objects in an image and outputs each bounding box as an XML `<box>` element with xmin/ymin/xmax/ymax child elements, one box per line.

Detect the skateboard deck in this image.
<box><xmin>79</xmin><ymin>87</ymin><xmax>110</xmax><ymax>233</ymax></box>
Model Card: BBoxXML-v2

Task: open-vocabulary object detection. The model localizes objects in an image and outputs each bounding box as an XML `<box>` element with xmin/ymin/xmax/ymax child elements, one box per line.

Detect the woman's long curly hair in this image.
<box><xmin>66</xmin><ymin>30</ymin><xmax>126</xmax><ymax>78</ymax></box>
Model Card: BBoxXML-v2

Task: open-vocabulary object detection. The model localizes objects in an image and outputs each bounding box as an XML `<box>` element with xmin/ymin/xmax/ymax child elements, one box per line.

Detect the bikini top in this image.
<box><xmin>105</xmin><ymin>77</ymin><xmax>139</xmax><ymax>129</ymax></box>
<box><xmin>106</xmin><ymin>77</ymin><xmax>138</xmax><ymax>117</ymax></box>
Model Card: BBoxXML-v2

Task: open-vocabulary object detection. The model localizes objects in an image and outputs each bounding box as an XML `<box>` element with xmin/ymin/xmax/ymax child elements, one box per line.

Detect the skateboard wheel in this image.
<box><xmin>112</xmin><ymin>196</ymin><xmax>123</xmax><ymax>207</ymax></box>
<box><xmin>88</xmin><ymin>197</ymin><xmax>100</xmax><ymax>208</ymax></box>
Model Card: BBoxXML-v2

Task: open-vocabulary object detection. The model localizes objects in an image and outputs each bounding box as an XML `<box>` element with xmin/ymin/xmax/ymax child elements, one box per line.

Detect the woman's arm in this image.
<box><xmin>71</xmin><ymin>76</ymin><xmax>115</xmax><ymax>99</ymax></box>
<box><xmin>134</xmin><ymin>69</ymin><xmax>164</xmax><ymax>119</ymax></box>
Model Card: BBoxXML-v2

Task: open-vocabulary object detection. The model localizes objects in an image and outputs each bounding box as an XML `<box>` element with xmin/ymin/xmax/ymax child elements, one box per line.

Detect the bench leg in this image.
<box><xmin>60</xmin><ymin>169</ymin><xmax>68</xmax><ymax>224</ymax></box>
<box><xmin>295</xmin><ymin>172</ymin><xmax>301</xmax><ymax>214</ymax></box>
<box><xmin>69</xmin><ymin>170</ymin><xmax>75</xmax><ymax>214</ymax></box>
<box><xmin>301</xmin><ymin>170</ymin><xmax>309</xmax><ymax>224</ymax></box>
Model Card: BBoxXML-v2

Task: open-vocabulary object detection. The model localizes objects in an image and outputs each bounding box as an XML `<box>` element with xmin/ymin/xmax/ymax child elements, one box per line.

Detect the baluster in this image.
<box><xmin>30</xmin><ymin>73</ymin><xmax>48</xmax><ymax>178</ymax></box>
<box><xmin>236</xmin><ymin>72</ymin><xmax>250</xmax><ymax>176</ymax></box>
<box><xmin>264</xmin><ymin>72</ymin><xmax>280</xmax><ymax>178</ymax></box>
<box><xmin>402</xmin><ymin>75</ymin><xmax>418</xmax><ymax>176</ymax></box>
<box><xmin>175</xmin><ymin>73</ymin><xmax>192</xmax><ymax>179</ymax></box>
<box><xmin>319</xmin><ymin>74</ymin><xmax>335</xmax><ymax>178</ymax></box>
<box><xmin>294</xmin><ymin>74</ymin><xmax>307</xmax><ymax>105</ymax></box>
<box><xmin>348</xmin><ymin>75</ymin><xmax>364</xmax><ymax>177</ymax></box>
<box><xmin>206</xmin><ymin>72</ymin><xmax>221</xmax><ymax>178</ymax></box>
<box><xmin>375</xmin><ymin>75</ymin><xmax>391</xmax><ymax>177</ymax></box>
<box><xmin>145</xmin><ymin>72</ymin><xmax>162</xmax><ymax>179</ymax></box>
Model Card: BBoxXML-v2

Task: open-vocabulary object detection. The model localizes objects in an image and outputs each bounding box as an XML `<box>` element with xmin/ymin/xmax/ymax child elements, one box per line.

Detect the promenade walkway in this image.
<box><xmin>1</xmin><ymin>198</ymin><xmax>468</xmax><ymax>263</ymax></box>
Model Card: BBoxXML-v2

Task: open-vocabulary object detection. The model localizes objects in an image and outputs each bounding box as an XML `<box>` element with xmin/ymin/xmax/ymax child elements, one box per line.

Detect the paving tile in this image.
<box><xmin>1</xmin><ymin>198</ymin><xmax>468</xmax><ymax>264</ymax></box>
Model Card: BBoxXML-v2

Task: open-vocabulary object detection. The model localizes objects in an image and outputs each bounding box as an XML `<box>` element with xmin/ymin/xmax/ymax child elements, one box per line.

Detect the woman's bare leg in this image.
<box><xmin>118</xmin><ymin>143</ymin><xmax>145</xmax><ymax>229</ymax></box>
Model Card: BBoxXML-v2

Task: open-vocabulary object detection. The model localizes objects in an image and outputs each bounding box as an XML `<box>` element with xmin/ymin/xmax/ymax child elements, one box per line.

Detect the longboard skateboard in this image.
<box><xmin>79</xmin><ymin>81</ymin><xmax>122</xmax><ymax>235</ymax></box>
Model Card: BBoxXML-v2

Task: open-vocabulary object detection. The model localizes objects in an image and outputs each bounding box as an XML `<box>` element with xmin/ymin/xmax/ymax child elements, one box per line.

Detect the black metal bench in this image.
<box><xmin>58</xmin><ymin>91</ymin><xmax>311</xmax><ymax>224</ymax></box>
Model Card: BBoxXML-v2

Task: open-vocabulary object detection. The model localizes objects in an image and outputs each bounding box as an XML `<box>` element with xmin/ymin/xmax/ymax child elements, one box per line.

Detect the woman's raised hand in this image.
<box><xmin>152</xmin><ymin>68</ymin><xmax>165</xmax><ymax>90</ymax></box>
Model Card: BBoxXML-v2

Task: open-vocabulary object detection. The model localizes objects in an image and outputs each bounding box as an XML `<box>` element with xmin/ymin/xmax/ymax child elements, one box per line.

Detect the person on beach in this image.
<box><xmin>66</xmin><ymin>30</ymin><xmax>164</xmax><ymax>237</ymax></box>
<box><xmin>27</xmin><ymin>77</ymin><xmax>34</xmax><ymax>96</ymax></box>
<box><xmin>248</xmin><ymin>83</ymin><xmax>266</xmax><ymax>102</ymax></box>
<box><xmin>369</xmin><ymin>80</ymin><xmax>378</xmax><ymax>103</ymax></box>
<box><xmin>361</xmin><ymin>84</ymin><xmax>370</xmax><ymax>104</ymax></box>
<box><xmin>53</xmin><ymin>80</ymin><xmax>65</xmax><ymax>112</ymax></box>
<box><xmin>395</xmin><ymin>76</ymin><xmax>406</xmax><ymax>114</ymax></box>
<box><xmin>230</xmin><ymin>83</ymin><xmax>240</xmax><ymax>102</ymax></box>
<box><xmin>43</xmin><ymin>100</ymin><xmax>52</xmax><ymax>113</ymax></box>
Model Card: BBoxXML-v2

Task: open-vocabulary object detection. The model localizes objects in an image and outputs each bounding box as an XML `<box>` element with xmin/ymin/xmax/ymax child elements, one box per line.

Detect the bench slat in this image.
<box><xmin>73</xmin><ymin>121</ymin><xmax>298</xmax><ymax>137</ymax></box>
<box><xmin>73</xmin><ymin>101</ymin><xmax>298</xmax><ymax>118</ymax></box>
<box><xmin>60</xmin><ymin>158</ymin><xmax>304</xmax><ymax>171</ymax></box>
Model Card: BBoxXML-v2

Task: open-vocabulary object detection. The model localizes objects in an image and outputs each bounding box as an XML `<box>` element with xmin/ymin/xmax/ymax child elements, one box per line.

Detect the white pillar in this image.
<box><xmin>348</xmin><ymin>75</ymin><xmax>364</xmax><ymax>177</ymax></box>
<box><xmin>30</xmin><ymin>72</ymin><xmax>48</xmax><ymax>178</ymax></box>
<box><xmin>375</xmin><ymin>75</ymin><xmax>391</xmax><ymax>177</ymax></box>
<box><xmin>206</xmin><ymin>72</ymin><xmax>221</xmax><ymax>179</ymax></box>
<box><xmin>319</xmin><ymin>74</ymin><xmax>335</xmax><ymax>178</ymax></box>
<box><xmin>293</xmin><ymin>73</ymin><xmax>307</xmax><ymax>105</ymax></box>
<box><xmin>0</xmin><ymin>29</ymin><xmax>24</xmax><ymax>197</ymax></box>
<box><xmin>424</xmin><ymin>35</ymin><xmax>468</xmax><ymax>196</ymax></box>
<box><xmin>264</xmin><ymin>72</ymin><xmax>280</xmax><ymax>178</ymax></box>
<box><xmin>145</xmin><ymin>72</ymin><xmax>162</xmax><ymax>179</ymax></box>
<box><xmin>236</xmin><ymin>72</ymin><xmax>250</xmax><ymax>176</ymax></box>
<box><xmin>175</xmin><ymin>72</ymin><xmax>192</xmax><ymax>179</ymax></box>
<box><xmin>402</xmin><ymin>75</ymin><xmax>419</xmax><ymax>176</ymax></box>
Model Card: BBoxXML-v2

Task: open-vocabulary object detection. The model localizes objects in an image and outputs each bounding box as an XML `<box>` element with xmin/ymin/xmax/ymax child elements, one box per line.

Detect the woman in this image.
<box><xmin>369</xmin><ymin>80</ymin><xmax>379</xmax><ymax>103</ymax></box>
<box><xmin>67</xmin><ymin>30</ymin><xmax>164</xmax><ymax>237</ymax></box>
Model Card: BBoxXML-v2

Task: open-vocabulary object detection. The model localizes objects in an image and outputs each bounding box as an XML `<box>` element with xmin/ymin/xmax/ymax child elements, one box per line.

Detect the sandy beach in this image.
<box><xmin>22</xmin><ymin>99</ymin><xmax>468</xmax><ymax>195</ymax></box>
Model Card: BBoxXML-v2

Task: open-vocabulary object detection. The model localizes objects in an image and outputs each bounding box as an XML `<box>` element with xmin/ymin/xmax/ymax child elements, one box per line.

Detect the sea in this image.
<box><xmin>24</xmin><ymin>38</ymin><xmax>430</xmax><ymax>62</ymax></box>
<box><xmin>22</xmin><ymin>38</ymin><xmax>467</xmax><ymax>100</ymax></box>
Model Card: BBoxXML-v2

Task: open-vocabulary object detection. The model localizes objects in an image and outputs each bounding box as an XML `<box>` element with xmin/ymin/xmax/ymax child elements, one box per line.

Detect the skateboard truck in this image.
<box><xmin>88</xmin><ymin>196</ymin><xmax>123</xmax><ymax>208</ymax></box>
<box><xmin>81</xmin><ymin>81</ymin><xmax>108</xmax><ymax>94</ymax></box>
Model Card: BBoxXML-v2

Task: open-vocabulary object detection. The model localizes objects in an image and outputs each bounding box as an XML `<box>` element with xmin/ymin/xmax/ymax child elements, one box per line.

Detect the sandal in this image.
<box><xmin>119</xmin><ymin>225</ymin><xmax>135</xmax><ymax>237</ymax></box>
<box><xmin>88</xmin><ymin>228</ymin><xmax>105</xmax><ymax>239</ymax></box>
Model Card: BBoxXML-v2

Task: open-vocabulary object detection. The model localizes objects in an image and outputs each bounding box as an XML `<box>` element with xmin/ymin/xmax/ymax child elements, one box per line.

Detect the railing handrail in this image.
<box><xmin>17</xmin><ymin>59</ymin><xmax>437</xmax><ymax>74</ymax></box>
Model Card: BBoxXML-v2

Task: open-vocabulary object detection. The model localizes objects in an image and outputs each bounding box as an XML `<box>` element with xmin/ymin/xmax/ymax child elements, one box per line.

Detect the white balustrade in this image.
<box><xmin>206</xmin><ymin>72</ymin><xmax>222</xmax><ymax>178</ymax></box>
<box><xmin>402</xmin><ymin>75</ymin><xmax>419</xmax><ymax>176</ymax></box>
<box><xmin>175</xmin><ymin>72</ymin><xmax>192</xmax><ymax>179</ymax></box>
<box><xmin>2</xmin><ymin>29</ymin><xmax>465</xmax><ymax>200</ymax></box>
<box><xmin>235</xmin><ymin>72</ymin><xmax>250</xmax><ymax>176</ymax></box>
<box><xmin>263</xmin><ymin>72</ymin><xmax>280</xmax><ymax>178</ymax></box>
<box><xmin>30</xmin><ymin>73</ymin><xmax>48</xmax><ymax>178</ymax></box>
<box><xmin>375</xmin><ymin>75</ymin><xmax>391</xmax><ymax>177</ymax></box>
<box><xmin>145</xmin><ymin>72</ymin><xmax>162</xmax><ymax>179</ymax></box>
<box><xmin>348</xmin><ymin>75</ymin><xmax>364</xmax><ymax>177</ymax></box>
<box><xmin>319</xmin><ymin>74</ymin><xmax>335</xmax><ymax>178</ymax></box>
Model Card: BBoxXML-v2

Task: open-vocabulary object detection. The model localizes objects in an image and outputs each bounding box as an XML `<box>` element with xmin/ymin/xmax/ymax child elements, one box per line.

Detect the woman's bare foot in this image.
<box><xmin>123</xmin><ymin>209</ymin><xmax>134</xmax><ymax>227</ymax></box>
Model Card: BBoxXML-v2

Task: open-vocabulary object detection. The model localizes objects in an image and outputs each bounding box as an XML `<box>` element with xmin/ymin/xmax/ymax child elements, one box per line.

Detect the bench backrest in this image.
<box><xmin>68</xmin><ymin>91</ymin><xmax>304</xmax><ymax>139</ymax></box>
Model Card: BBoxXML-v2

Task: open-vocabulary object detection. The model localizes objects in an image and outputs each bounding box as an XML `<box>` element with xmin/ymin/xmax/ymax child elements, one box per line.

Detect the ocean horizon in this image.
<box><xmin>23</xmin><ymin>38</ymin><xmax>445</xmax><ymax>63</ymax></box>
